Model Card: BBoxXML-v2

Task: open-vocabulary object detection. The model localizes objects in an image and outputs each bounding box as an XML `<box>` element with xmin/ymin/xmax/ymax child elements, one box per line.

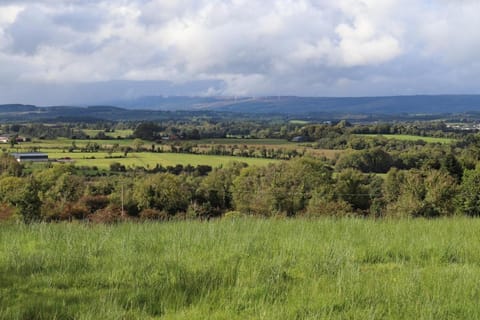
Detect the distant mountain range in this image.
<box><xmin>108</xmin><ymin>95</ymin><xmax>480</xmax><ymax>114</ymax></box>
<box><xmin>3</xmin><ymin>95</ymin><xmax>480</xmax><ymax>122</ymax></box>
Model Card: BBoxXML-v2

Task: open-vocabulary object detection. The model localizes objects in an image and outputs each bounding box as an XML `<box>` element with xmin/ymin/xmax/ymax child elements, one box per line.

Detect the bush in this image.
<box><xmin>81</xmin><ymin>195</ymin><xmax>110</xmax><ymax>213</ymax></box>
<box><xmin>88</xmin><ymin>205</ymin><xmax>126</xmax><ymax>223</ymax></box>
<box><xmin>110</xmin><ymin>162</ymin><xmax>126</xmax><ymax>172</ymax></box>
<box><xmin>139</xmin><ymin>209</ymin><xmax>169</xmax><ymax>221</ymax></box>
<box><xmin>186</xmin><ymin>202</ymin><xmax>214</xmax><ymax>219</ymax></box>
<box><xmin>304</xmin><ymin>196</ymin><xmax>353</xmax><ymax>218</ymax></box>
<box><xmin>223</xmin><ymin>211</ymin><xmax>247</xmax><ymax>220</ymax></box>
<box><xmin>43</xmin><ymin>201</ymin><xmax>89</xmax><ymax>221</ymax></box>
<box><xmin>63</xmin><ymin>203</ymin><xmax>90</xmax><ymax>220</ymax></box>
<box><xmin>0</xmin><ymin>203</ymin><xmax>15</xmax><ymax>221</ymax></box>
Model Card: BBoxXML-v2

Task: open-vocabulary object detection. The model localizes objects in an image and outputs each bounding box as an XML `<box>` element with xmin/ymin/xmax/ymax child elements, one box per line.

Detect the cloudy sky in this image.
<box><xmin>0</xmin><ymin>0</ymin><xmax>479</xmax><ymax>105</ymax></box>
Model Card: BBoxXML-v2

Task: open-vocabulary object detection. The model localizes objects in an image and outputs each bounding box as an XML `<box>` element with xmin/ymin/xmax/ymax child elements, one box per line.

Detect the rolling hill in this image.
<box><xmin>3</xmin><ymin>95</ymin><xmax>480</xmax><ymax>122</ymax></box>
<box><xmin>110</xmin><ymin>95</ymin><xmax>480</xmax><ymax>115</ymax></box>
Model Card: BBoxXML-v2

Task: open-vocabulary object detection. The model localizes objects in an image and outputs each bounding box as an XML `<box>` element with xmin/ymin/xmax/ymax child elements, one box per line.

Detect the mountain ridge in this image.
<box><xmin>105</xmin><ymin>94</ymin><xmax>480</xmax><ymax>114</ymax></box>
<box><xmin>3</xmin><ymin>95</ymin><xmax>480</xmax><ymax>121</ymax></box>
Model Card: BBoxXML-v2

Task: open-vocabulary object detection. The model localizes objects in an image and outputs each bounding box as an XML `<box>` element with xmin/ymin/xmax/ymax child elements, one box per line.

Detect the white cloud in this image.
<box><xmin>0</xmin><ymin>0</ymin><xmax>480</xmax><ymax>104</ymax></box>
<box><xmin>420</xmin><ymin>1</ymin><xmax>480</xmax><ymax>64</ymax></box>
<box><xmin>0</xmin><ymin>5</ymin><xmax>23</xmax><ymax>26</ymax></box>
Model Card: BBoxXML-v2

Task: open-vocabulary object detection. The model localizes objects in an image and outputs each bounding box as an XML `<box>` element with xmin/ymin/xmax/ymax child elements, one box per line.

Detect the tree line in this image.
<box><xmin>2</xmin><ymin>153</ymin><xmax>480</xmax><ymax>223</ymax></box>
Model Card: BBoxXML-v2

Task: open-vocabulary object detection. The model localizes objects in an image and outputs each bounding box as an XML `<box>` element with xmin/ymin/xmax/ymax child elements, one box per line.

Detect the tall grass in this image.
<box><xmin>1</xmin><ymin>218</ymin><xmax>480</xmax><ymax>319</ymax></box>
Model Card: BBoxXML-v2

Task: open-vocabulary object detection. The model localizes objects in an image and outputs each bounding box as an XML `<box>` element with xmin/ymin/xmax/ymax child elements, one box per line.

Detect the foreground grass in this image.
<box><xmin>2</xmin><ymin>218</ymin><xmax>480</xmax><ymax>319</ymax></box>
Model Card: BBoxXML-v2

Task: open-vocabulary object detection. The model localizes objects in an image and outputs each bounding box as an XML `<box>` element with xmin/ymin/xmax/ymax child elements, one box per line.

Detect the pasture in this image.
<box><xmin>356</xmin><ymin>134</ymin><xmax>455</xmax><ymax>144</ymax></box>
<box><xmin>5</xmin><ymin>137</ymin><xmax>341</xmax><ymax>169</ymax></box>
<box><xmin>195</xmin><ymin>138</ymin><xmax>296</xmax><ymax>145</ymax></box>
<box><xmin>46</xmin><ymin>151</ymin><xmax>278</xmax><ymax>169</ymax></box>
<box><xmin>10</xmin><ymin>138</ymin><xmax>297</xmax><ymax>151</ymax></box>
<box><xmin>1</xmin><ymin>218</ymin><xmax>480</xmax><ymax>319</ymax></box>
<box><xmin>289</xmin><ymin>120</ymin><xmax>310</xmax><ymax>125</ymax></box>
<box><xmin>81</xmin><ymin>129</ymin><xmax>134</xmax><ymax>138</ymax></box>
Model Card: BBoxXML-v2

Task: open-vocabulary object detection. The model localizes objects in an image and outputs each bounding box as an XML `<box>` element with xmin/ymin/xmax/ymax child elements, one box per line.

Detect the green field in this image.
<box><xmin>5</xmin><ymin>138</ymin><xmax>280</xmax><ymax>168</ymax></box>
<box><xmin>4</xmin><ymin>137</ymin><xmax>300</xmax><ymax>169</ymax></box>
<box><xmin>357</xmin><ymin>134</ymin><xmax>455</xmax><ymax>144</ymax></box>
<box><xmin>42</xmin><ymin>151</ymin><xmax>277</xmax><ymax>169</ymax></box>
<box><xmin>82</xmin><ymin>129</ymin><xmax>133</xmax><ymax>138</ymax></box>
<box><xmin>16</xmin><ymin>138</ymin><xmax>139</xmax><ymax>149</ymax></box>
<box><xmin>289</xmin><ymin>120</ymin><xmax>310</xmax><ymax>125</ymax></box>
<box><xmin>12</xmin><ymin>138</ymin><xmax>295</xmax><ymax>150</ymax></box>
<box><xmin>2</xmin><ymin>218</ymin><xmax>480</xmax><ymax>319</ymax></box>
<box><xmin>195</xmin><ymin>138</ymin><xmax>295</xmax><ymax>145</ymax></box>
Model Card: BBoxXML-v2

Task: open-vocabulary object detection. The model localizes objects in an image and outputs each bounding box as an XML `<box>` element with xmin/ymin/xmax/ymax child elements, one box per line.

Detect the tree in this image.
<box><xmin>0</xmin><ymin>176</ymin><xmax>25</xmax><ymax>204</ymax></box>
<box><xmin>132</xmin><ymin>139</ymin><xmax>144</xmax><ymax>152</ymax></box>
<box><xmin>133</xmin><ymin>122</ymin><xmax>161</xmax><ymax>141</ymax></box>
<box><xmin>456</xmin><ymin>168</ymin><xmax>480</xmax><ymax>216</ymax></box>
<box><xmin>232</xmin><ymin>158</ymin><xmax>333</xmax><ymax>216</ymax></box>
<box><xmin>34</xmin><ymin>165</ymin><xmax>76</xmax><ymax>197</ymax></box>
<box><xmin>133</xmin><ymin>173</ymin><xmax>191</xmax><ymax>214</ymax></box>
<box><xmin>9</xmin><ymin>135</ymin><xmax>17</xmax><ymax>148</ymax></box>
<box><xmin>198</xmin><ymin>162</ymin><xmax>247</xmax><ymax>213</ymax></box>
<box><xmin>232</xmin><ymin>165</ymin><xmax>273</xmax><ymax>216</ymax></box>
<box><xmin>441</xmin><ymin>153</ymin><xmax>463</xmax><ymax>181</ymax></box>
<box><xmin>0</xmin><ymin>153</ymin><xmax>23</xmax><ymax>176</ymax></box>
<box><xmin>0</xmin><ymin>177</ymin><xmax>42</xmax><ymax>223</ymax></box>
<box><xmin>335</xmin><ymin>148</ymin><xmax>393</xmax><ymax>173</ymax></box>
<box><xmin>45</xmin><ymin>173</ymin><xmax>86</xmax><ymax>204</ymax></box>
<box><xmin>335</xmin><ymin>169</ymin><xmax>375</xmax><ymax>212</ymax></box>
<box><xmin>385</xmin><ymin>169</ymin><xmax>457</xmax><ymax>218</ymax></box>
<box><xmin>17</xmin><ymin>177</ymin><xmax>42</xmax><ymax>223</ymax></box>
<box><xmin>110</xmin><ymin>162</ymin><xmax>126</xmax><ymax>172</ymax></box>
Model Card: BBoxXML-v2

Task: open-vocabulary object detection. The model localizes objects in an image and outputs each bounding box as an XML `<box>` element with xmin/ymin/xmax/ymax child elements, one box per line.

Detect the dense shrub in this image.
<box><xmin>89</xmin><ymin>205</ymin><xmax>126</xmax><ymax>223</ymax></box>
<box><xmin>81</xmin><ymin>195</ymin><xmax>110</xmax><ymax>213</ymax></box>
<box><xmin>0</xmin><ymin>203</ymin><xmax>15</xmax><ymax>221</ymax></box>
<box><xmin>139</xmin><ymin>209</ymin><xmax>169</xmax><ymax>221</ymax></box>
<box><xmin>304</xmin><ymin>195</ymin><xmax>353</xmax><ymax>217</ymax></box>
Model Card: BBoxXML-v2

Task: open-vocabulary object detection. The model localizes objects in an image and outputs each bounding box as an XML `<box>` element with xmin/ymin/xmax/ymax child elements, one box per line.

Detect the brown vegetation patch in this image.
<box><xmin>0</xmin><ymin>203</ymin><xmax>14</xmax><ymax>221</ymax></box>
<box><xmin>88</xmin><ymin>205</ymin><xmax>128</xmax><ymax>223</ymax></box>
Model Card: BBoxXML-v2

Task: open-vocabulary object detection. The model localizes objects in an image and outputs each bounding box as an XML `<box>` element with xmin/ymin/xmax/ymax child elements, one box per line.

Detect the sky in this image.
<box><xmin>0</xmin><ymin>0</ymin><xmax>480</xmax><ymax>105</ymax></box>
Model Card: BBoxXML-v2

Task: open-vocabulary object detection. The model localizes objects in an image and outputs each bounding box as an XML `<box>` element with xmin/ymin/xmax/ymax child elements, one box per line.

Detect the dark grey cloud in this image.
<box><xmin>5</xmin><ymin>6</ymin><xmax>69</xmax><ymax>54</ymax></box>
<box><xmin>53</xmin><ymin>7</ymin><xmax>106</xmax><ymax>32</ymax></box>
<box><xmin>0</xmin><ymin>0</ymin><xmax>480</xmax><ymax>104</ymax></box>
<box><xmin>0</xmin><ymin>80</ymin><xmax>225</xmax><ymax>106</ymax></box>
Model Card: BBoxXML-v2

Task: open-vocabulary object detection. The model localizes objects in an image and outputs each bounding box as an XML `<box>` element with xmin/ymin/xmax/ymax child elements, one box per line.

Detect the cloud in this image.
<box><xmin>0</xmin><ymin>0</ymin><xmax>480</xmax><ymax>104</ymax></box>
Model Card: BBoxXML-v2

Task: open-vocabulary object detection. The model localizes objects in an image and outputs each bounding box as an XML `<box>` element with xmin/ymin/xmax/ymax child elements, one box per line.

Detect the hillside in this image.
<box><xmin>3</xmin><ymin>95</ymin><xmax>480</xmax><ymax>122</ymax></box>
<box><xmin>111</xmin><ymin>95</ymin><xmax>480</xmax><ymax>115</ymax></box>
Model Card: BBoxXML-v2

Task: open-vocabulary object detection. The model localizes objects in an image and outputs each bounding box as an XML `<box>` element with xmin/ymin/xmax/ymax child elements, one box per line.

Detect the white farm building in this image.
<box><xmin>11</xmin><ymin>152</ymin><xmax>49</xmax><ymax>163</ymax></box>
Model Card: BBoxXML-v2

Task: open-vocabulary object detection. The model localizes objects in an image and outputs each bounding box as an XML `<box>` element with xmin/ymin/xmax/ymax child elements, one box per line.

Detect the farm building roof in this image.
<box><xmin>11</xmin><ymin>152</ymin><xmax>48</xmax><ymax>158</ymax></box>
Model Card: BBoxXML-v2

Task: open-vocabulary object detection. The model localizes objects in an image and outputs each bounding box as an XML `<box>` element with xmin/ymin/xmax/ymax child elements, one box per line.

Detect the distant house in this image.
<box><xmin>0</xmin><ymin>135</ymin><xmax>27</xmax><ymax>143</ymax></box>
<box><xmin>11</xmin><ymin>152</ymin><xmax>49</xmax><ymax>163</ymax></box>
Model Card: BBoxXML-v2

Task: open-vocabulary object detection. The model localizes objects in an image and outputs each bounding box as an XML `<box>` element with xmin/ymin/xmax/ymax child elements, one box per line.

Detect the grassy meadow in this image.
<box><xmin>195</xmin><ymin>138</ymin><xmax>296</xmax><ymax>145</ymax></box>
<box><xmin>356</xmin><ymin>134</ymin><xmax>455</xmax><ymax>144</ymax></box>
<box><xmin>45</xmin><ymin>151</ymin><xmax>278</xmax><ymax>169</ymax></box>
<box><xmin>5</xmin><ymin>138</ymin><xmax>286</xmax><ymax>169</ymax></box>
<box><xmin>5</xmin><ymin>137</ymin><xmax>344</xmax><ymax>169</ymax></box>
<box><xmin>81</xmin><ymin>129</ymin><xmax>134</xmax><ymax>138</ymax></box>
<box><xmin>2</xmin><ymin>218</ymin><xmax>480</xmax><ymax>319</ymax></box>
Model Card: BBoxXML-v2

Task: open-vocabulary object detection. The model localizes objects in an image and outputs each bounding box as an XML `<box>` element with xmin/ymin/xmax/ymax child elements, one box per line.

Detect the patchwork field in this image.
<box><xmin>1</xmin><ymin>218</ymin><xmax>480</xmax><ymax>319</ymax></box>
<box><xmin>5</xmin><ymin>137</ymin><xmax>342</xmax><ymax>169</ymax></box>
<box><xmin>10</xmin><ymin>138</ymin><xmax>297</xmax><ymax>150</ymax></box>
